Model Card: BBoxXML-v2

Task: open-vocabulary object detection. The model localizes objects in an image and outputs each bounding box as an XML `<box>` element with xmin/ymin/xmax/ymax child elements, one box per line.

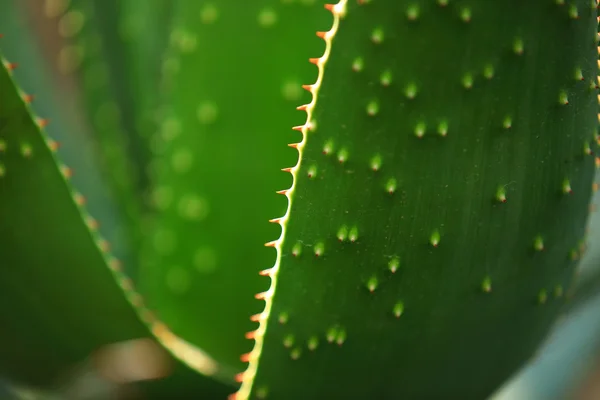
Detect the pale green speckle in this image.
<box><xmin>193</xmin><ymin>247</ymin><xmax>217</xmax><ymax>274</ymax></box>
<box><xmin>337</xmin><ymin>225</ymin><xmax>348</xmax><ymax>241</ymax></box>
<box><xmin>430</xmin><ymin>230</ymin><xmax>441</xmax><ymax>247</ymax></box>
<box><xmin>460</xmin><ymin>7</ymin><xmax>471</xmax><ymax>22</ymax></box>
<box><xmin>483</xmin><ymin>64</ymin><xmax>494</xmax><ymax>79</ymax></box>
<box><xmin>568</xmin><ymin>4</ymin><xmax>578</xmax><ymax>19</ymax></box>
<box><xmin>160</xmin><ymin>117</ymin><xmax>182</xmax><ymax>142</ymax></box>
<box><xmin>290</xmin><ymin>347</ymin><xmax>301</xmax><ymax>360</ymax></box>
<box><xmin>256</xmin><ymin>386</ymin><xmax>269</xmax><ymax>399</ymax></box>
<box><xmin>388</xmin><ymin>257</ymin><xmax>400</xmax><ymax>273</ymax></box>
<box><xmin>336</xmin><ymin>328</ymin><xmax>347</xmax><ymax>345</ymax></box>
<box><xmin>282</xmin><ymin>80</ymin><xmax>302</xmax><ymax>101</ymax></box>
<box><xmin>513</xmin><ymin>37</ymin><xmax>524</xmax><ymax>55</ymax></box>
<box><xmin>153</xmin><ymin>229</ymin><xmax>177</xmax><ymax>255</ymax></box>
<box><xmin>200</xmin><ymin>4</ymin><xmax>219</xmax><ymax>24</ymax></box>
<box><xmin>393</xmin><ymin>301</ymin><xmax>404</xmax><ymax>318</ymax></box>
<box><xmin>323</xmin><ymin>139</ymin><xmax>334</xmax><ymax>155</ymax></box>
<box><xmin>366</xmin><ymin>100</ymin><xmax>379</xmax><ymax>116</ymax></box>
<box><xmin>197</xmin><ymin>102</ymin><xmax>218</xmax><ymax>124</ymax></box>
<box><xmin>178</xmin><ymin>194</ymin><xmax>210</xmax><ymax>221</ymax></box>
<box><xmin>462</xmin><ymin>73</ymin><xmax>473</xmax><ymax>89</ymax></box>
<box><xmin>151</xmin><ymin>186</ymin><xmax>174</xmax><ymax>211</ymax></box>
<box><xmin>352</xmin><ymin>57</ymin><xmax>364</xmax><ymax>72</ymax></box>
<box><xmin>349</xmin><ymin>226</ymin><xmax>359</xmax><ymax>242</ymax></box>
<box><xmin>559</xmin><ymin>90</ymin><xmax>569</xmax><ymax>105</ymax></box>
<box><xmin>314</xmin><ymin>242</ymin><xmax>325</xmax><ymax>257</ymax></box>
<box><xmin>337</xmin><ymin>148</ymin><xmax>349</xmax><ymax>163</ymax></box>
<box><xmin>166</xmin><ymin>266</ymin><xmax>190</xmax><ymax>294</ymax></box>
<box><xmin>562</xmin><ymin>178</ymin><xmax>572</xmax><ymax>194</ymax></box>
<box><xmin>283</xmin><ymin>333</ymin><xmax>295</xmax><ymax>348</ymax></box>
<box><xmin>58</xmin><ymin>10</ymin><xmax>85</xmax><ymax>38</ymax></box>
<box><xmin>171</xmin><ymin>148</ymin><xmax>194</xmax><ymax>173</ymax></box>
<box><xmin>366</xmin><ymin>276</ymin><xmax>378</xmax><ymax>292</ymax></box>
<box><xmin>326</xmin><ymin>326</ymin><xmax>338</xmax><ymax>343</ymax></box>
<box><xmin>482</xmin><ymin>276</ymin><xmax>492</xmax><ymax>293</ymax></box>
<box><xmin>406</xmin><ymin>4</ymin><xmax>420</xmax><ymax>20</ymax></box>
<box><xmin>278</xmin><ymin>312</ymin><xmax>289</xmax><ymax>324</ymax></box>
<box><xmin>380</xmin><ymin>70</ymin><xmax>392</xmax><ymax>86</ymax></box>
<box><xmin>414</xmin><ymin>122</ymin><xmax>426</xmax><ymax>138</ymax></box>
<box><xmin>20</xmin><ymin>143</ymin><xmax>32</xmax><ymax>158</ymax></box>
<box><xmin>496</xmin><ymin>186</ymin><xmax>507</xmax><ymax>203</ymax></box>
<box><xmin>371</xmin><ymin>27</ymin><xmax>384</xmax><ymax>44</ymax></box>
<box><xmin>370</xmin><ymin>154</ymin><xmax>382</xmax><ymax>171</ymax></box>
<box><xmin>437</xmin><ymin>120</ymin><xmax>448</xmax><ymax>137</ymax></box>
<box><xmin>404</xmin><ymin>82</ymin><xmax>418</xmax><ymax>99</ymax></box>
<box><xmin>291</xmin><ymin>242</ymin><xmax>302</xmax><ymax>257</ymax></box>
<box><xmin>386</xmin><ymin>177</ymin><xmax>397</xmax><ymax>194</ymax></box>
<box><xmin>258</xmin><ymin>8</ymin><xmax>277</xmax><ymax>27</ymax></box>
<box><xmin>534</xmin><ymin>235</ymin><xmax>544</xmax><ymax>252</ymax></box>
<box><xmin>554</xmin><ymin>285</ymin><xmax>564</xmax><ymax>298</ymax></box>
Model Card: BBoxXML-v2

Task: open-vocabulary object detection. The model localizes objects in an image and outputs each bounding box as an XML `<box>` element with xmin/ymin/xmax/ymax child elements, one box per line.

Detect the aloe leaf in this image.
<box><xmin>51</xmin><ymin>0</ymin><xmax>173</xmax><ymax>265</ymax></box>
<box><xmin>138</xmin><ymin>0</ymin><xmax>333</xmax><ymax>373</ymax></box>
<box><xmin>0</xmin><ymin>34</ymin><xmax>237</xmax><ymax>398</ymax></box>
<box><xmin>237</xmin><ymin>1</ymin><xmax>599</xmax><ymax>398</ymax></box>
<box><xmin>0</xmin><ymin>46</ymin><xmax>153</xmax><ymax>386</ymax></box>
<box><xmin>0</xmin><ymin>0</ymin><xmax>133</xmax><ymax>263</ymax></box>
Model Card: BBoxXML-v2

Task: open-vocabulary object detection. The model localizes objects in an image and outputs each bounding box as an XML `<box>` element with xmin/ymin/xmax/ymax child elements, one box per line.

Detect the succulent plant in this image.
<box><xmin>2</xmin><ymin>0</ymin><xmax>600</xmax><ymax>399</ymax></box>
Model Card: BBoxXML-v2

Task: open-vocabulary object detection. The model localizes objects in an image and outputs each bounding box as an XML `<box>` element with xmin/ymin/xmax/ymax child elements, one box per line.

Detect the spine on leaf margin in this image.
<box><xmin>231</xmin><ymin>2</ymin><xmax>347</xmax><ymax>399</ymax></box>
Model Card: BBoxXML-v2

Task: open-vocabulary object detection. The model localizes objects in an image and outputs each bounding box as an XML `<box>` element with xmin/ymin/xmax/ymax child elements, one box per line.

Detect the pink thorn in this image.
<box><xmin>250</xmin><ymin>313</ymin><xmax>262</xmax><ymax>322</ymax></box>
<box><xmin>255</xmin><ymin>292</ymin><xmax>267</xmax><ymax>300</ymax></box>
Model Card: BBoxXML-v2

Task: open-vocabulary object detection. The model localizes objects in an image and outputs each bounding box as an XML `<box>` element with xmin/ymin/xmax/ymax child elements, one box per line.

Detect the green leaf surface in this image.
<box><xmin>245</xmin><ymin>1</ymin><xmax>599</xmax><ymax>399</ymax></box>
<box><xmin>0</xmin><ymin>47</ymin><xmax>150</xmax><ymax>386</ymax></box>
<box><xmin>59</xmin><ymin>0</ymin><xmax>174</xmax><ymax>266</ymax></box>
<box><xmin>0</xmin><ymin>0</ymin><xmax>131</xmax><ymax>262</ymax></box>
<box><xmin>138</xmin><ymin>0</ymin><xmax>333</xmax><ymax>373</ymax></box>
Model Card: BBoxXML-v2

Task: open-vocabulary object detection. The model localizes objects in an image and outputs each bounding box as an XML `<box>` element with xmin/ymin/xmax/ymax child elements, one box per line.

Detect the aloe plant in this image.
<box><xmin>2</xmin><ymin>0</ymin><xmax>600</xmax><ymax>398</ymax></box>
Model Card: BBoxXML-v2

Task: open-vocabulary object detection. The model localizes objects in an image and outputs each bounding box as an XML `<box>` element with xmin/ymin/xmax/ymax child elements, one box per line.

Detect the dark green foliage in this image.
<box><xmin>137</xmin><ymin>0</ymin><xmax>333</xmax><ymax>372</ymax></box>
<box><xmin>0</xmin><ymin>51</ymin><xmax>149</xmax><ymax>386</ymax></box>
<box><xmin>250</xmin><ymin>1</ymin><xmax>598</xmax><ymax>398</ymax></box>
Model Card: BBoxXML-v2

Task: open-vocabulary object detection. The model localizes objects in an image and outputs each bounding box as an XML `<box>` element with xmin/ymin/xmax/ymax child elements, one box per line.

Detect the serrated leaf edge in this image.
<box><xmin>230</xmin><ymin>2</ymin><xmax>349</xmax><ymax>399</ymax></box>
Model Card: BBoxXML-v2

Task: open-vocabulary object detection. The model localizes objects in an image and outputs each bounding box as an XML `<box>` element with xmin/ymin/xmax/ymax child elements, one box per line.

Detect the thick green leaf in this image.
<box><xmin>242</xmin><ymin>1</ymin><xmax>599</xmax><ymax>398</ymax></box>
<box><xmin>138</xmin><ymin>0</ymin><xmax>333</xmax><ymax>373</ymax></box>
<box><xmin>0</xmin><ymin>36</ymin><xmax>233</xmax><ymax>399</ymax></box>
<box><xmin>0</xmin><ymin>0</ymin><xmax>131</xmax><ymax>261</ymax></box>
<box><xmin>0</xmin><ymin>47</ymin><xmax>149</xmax><ymax>386</ymax></box>
<box><xmin>54</xmin><ymin>0</ymin><xmax>174</xmax><ymax>266</ymax></box>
